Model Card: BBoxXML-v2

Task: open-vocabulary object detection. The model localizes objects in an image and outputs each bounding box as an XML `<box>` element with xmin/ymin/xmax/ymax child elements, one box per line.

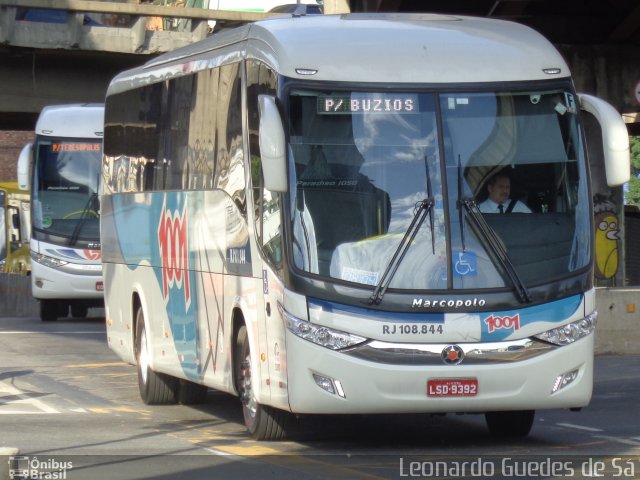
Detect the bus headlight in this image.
<box><xmin>534</xmin><ymin>311</ymin><xmax>597</xmax><ymax>346</ymax></box>
<box><xmin>31</xmin><ymin>251</ymin><xmax>69</xmax><ymax>269</ymax></box>
<box><xmin>279</xmin><ymin>303</ymin><xmax>367</xmax><ymax>350</ymax></box>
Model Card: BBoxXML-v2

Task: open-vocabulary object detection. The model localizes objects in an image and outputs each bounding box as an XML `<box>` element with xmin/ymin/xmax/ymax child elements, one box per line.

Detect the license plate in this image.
<box><xmin>96</xmin><ymin>281</ymin><xmax>104</xmax><ymax>292</ymax></box>
<box><xmin>427</xmin><ymin>378</ymin><xmax>478</xmax><ymax>397</ymax></box>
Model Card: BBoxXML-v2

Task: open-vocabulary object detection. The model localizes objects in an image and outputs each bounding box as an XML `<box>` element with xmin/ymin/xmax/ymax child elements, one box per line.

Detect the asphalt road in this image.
<box><xmin>1</xmin><ymin>314</ymin><xmax>639</xmax><ymax>479</ymax></box>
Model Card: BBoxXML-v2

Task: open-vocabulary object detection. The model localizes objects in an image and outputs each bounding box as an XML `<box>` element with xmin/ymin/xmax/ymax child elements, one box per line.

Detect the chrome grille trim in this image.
<box><xmin>343</xmin><ymin>338</ymin><xmax>556</xmax><ymax>365</ymax></box>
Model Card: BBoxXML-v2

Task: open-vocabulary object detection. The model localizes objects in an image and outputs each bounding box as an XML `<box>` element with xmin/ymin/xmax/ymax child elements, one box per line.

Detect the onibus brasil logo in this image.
<box><xmin>8</xmin><ymin>455</ymin><xmax>73</xmax><ymax>479</ymax></box>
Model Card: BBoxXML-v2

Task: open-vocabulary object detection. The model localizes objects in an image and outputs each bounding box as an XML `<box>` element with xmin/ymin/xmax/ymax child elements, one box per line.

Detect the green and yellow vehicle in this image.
<box><xmin>0</xmin><ymin>181</ymin><xmax>30</xmax><ymax>274</ymax></box>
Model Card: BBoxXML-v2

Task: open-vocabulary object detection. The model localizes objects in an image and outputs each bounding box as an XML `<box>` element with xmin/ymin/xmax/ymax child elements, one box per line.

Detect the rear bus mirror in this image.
<box><xmin>17</xmin><ymin>143</ymin><xmax>33</xmax><ymax>191</ymax></box>
<box><xmin>258</xmin><ymin>95</ymin><xmax>288</xmax><ymax>192</ymax></box>
<box><xmin>578</xmin><ymin>94</ymin><xmax>630</xmax><ymax>187</ymax></box>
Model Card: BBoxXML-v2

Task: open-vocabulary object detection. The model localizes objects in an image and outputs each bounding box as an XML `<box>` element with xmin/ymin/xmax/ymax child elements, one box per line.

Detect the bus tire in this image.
<box><xmin>71</xmin><ymin>304</ymin><xmax>88</xmax><ymax>319</ymax></box>
<box><xmin>235</xmin><ymin>325</ymin><xmax>291</xmax><ymax>441</ymax></box>
<box><xmin>485</xmin><ymin>410</ymin><xmax>535</xmax><ymax>437</ymax></box>
<box><xmin>177</xmin><ymin>379</ymin><xmax>208</xmax><ymax>405</ymax></box>
<box><xmin>135</xmin><ymin>307</ymin><xmax>178</xmax><ymax>405</ymax></box>
<box><xmin>40</xmin><ymin>300</ymin><xmax>62</xmax><ymax>322</ymax></box>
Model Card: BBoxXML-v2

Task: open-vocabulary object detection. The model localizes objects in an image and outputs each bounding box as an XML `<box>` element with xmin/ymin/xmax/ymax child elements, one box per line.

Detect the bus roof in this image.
<box><xmin>35</xmin><ymin>104</ymin><xmax>104</xmax><ymax>139</ymax></box>
<box><xmin>108</xmin><ymin>13</ymin><xmax>570</xmax><ymax>95</ymax></box>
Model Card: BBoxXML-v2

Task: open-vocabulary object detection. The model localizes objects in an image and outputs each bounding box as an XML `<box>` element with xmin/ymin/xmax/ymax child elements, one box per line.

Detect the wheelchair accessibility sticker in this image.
<box><xmin>454</xmin><ymin>251</ymin><xmax>477</xmax><ymax>276</ymax></box>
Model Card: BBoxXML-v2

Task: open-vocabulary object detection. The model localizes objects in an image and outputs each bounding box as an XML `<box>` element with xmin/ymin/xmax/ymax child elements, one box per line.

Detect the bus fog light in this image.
<box><xmin>312</xmin><ymin>373</ymin><xmax>346</xmax><ymax>398</ymax></box>
<box><xmin>313</xmin><ymin>373</ymin><xmax>335</xmax><ymax>394</ymax></box>
<box><xmin>551</xmin><ymin>368</ymin><xmax>579</xmax><ymax>393</ymax></box>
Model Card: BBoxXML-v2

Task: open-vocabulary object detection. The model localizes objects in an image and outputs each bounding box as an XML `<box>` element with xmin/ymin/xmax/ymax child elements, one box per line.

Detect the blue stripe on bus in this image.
<box><xmin>308</xmin><ymin>293</ymin><xmax>583</xmax><ymax>342</ymax></box>
<box><xmin>308</xmin><ymin>297</ymin><xmax>446</xmax><ymax>323</ymax></box>
<box><xmin>480</xmin><ymin>294</ymin><xmax>583</xmax><ymax>341</ymax></box>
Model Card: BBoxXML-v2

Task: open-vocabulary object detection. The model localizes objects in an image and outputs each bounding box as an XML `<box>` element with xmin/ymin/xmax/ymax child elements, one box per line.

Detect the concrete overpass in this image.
<box><xmin>0</xmin><ymin>0</ymin><xmax>349</xmax><ymax>129</ymax></box>
<box><xmin>0</xmin><ymin>0</ymin><xmax>639</xmax><ymax>134</ymax></box>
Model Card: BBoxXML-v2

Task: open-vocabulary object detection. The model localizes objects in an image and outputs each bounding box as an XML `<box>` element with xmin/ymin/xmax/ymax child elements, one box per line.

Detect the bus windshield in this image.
<box><xmin>288</xmin><ymin>87</ymin><xmax>590</xmax><ymax>292</ymax></box>
<box><xmin>32</xmin><ymin>137</ymin><xmax>102</xmax><ymax>244</ymax></box>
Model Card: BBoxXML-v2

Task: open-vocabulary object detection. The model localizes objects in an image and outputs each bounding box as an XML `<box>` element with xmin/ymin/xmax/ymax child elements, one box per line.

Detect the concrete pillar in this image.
<box><xmin>0</xmin><ymin>6</ymin><xmax>17</xmax><ymax>43</ymax></box>
<box><xmin>323</xmin><ymin>0</ymin><xmax>351</xmax><ymax>14</ymax></box>
<box><xmin>132</xmin><ymin>15</ymin><xmax>148</xmax><ymax>53</ymax></box>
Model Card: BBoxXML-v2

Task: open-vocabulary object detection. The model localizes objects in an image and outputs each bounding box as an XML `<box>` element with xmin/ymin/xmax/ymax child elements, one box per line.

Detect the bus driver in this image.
<box><xmin>478</xmin><ymin>171</ymin><xmax>531</xmax><ymax>214</ymax></box>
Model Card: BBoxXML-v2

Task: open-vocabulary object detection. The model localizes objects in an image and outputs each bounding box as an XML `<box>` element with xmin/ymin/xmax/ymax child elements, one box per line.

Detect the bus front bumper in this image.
<box><xmin>284</xmin><ymin>331</ymin><xmax>593</xmax><ymax>414</ymax></box>
<box><xmin>31</xmin><ymin>260</ymin><xmax>104</xmax><ymax>300</ymax></box>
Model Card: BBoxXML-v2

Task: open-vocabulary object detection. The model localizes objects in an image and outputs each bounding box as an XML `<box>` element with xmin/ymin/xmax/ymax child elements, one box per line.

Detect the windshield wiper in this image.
<box><xmin>368</xmin><ymin>197</ymin><xmax>434</xmax><ymax>306</ymax></box>
<box><xmin>368</xmin><ymin>156</ymin><xmax>436</xmax><ymax>305</ymax></box>
<box><xmin>456</xmin><ymin>156</ymin><xmax>531</xmax><ymax>303</ymax></box>
<box><xmin>459</xmin><ymin>198</ymin><xmax>532</xmax><ymax>304</ymax></box>
<box><xmin>68</xmin><ymin>192</ymin><xmax>99</xmax><ymax>247</ymax></box>
<box><xmin>367</xmin><ymin>156</ymin><xmax>436</xmax><ymax>306</ymax></box>
<box><xmin>424</xmin><ymin>155</ymin><xmax>436</xmax><ymax>255</ymax></box>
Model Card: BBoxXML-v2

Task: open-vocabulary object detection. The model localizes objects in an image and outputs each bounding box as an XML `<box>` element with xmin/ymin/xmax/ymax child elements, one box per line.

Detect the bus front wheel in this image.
<box><xmin>485</xmin><ymin>410</ymin><xmax>535</xmax><ymax>437</ymax></box>
<box><xmin>40</xmin><ymin>300</ymin><xmax>66</xmax><ymax>322</ymax></box>
<box><xmin>135</xmin><ymin>307</ymin><xmax>178</xmax><ymax>405</ymax></box>
<box><xmin>234</xmin><ymin>325</ymin><xmax>291</xmax><ymax>440</ymax></box>
<box><xmin>71</xmin><ymin>303</ymin><xmax>88</xmax><ymax>319</ymax></box>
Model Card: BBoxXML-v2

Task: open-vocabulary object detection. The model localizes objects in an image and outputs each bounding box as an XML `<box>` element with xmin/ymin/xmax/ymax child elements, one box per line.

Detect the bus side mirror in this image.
<box><xmin>258</xmin><ymin>95</ymin><xmax>288</xmax><ymax>192</ymax></box>
<box><xmin>578</xmin><ymin>94</ymin><xmax>630</xmax><ymax>187</ymax></box>
<box><xmin>17</xmin><ymin>143</ymin><xmax>33</xmax><ymax>191</ymax></box>
<box><xmin>12</xmin><ymin>212</ymin><xmax>20</xmax><ymax>230</ymax></box>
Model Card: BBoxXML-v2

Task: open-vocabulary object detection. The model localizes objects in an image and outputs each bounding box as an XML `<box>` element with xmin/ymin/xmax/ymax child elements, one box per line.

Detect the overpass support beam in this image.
<box><xmin>0</xmin><ymin>6</ymin><xmax>16</xmax><ymax>42</ymax></box>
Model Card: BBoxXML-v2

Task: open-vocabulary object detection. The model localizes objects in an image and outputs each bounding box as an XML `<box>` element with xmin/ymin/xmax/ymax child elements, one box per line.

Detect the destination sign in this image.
<box><xmin>318</xmin><ymin>94</ymin><xmax>417</xmax><ymax>114</ymax></box>
<box><xmin>51</xmin><ymin>143</ymin><xmax>101</xmax><ymax>152</ymax></box>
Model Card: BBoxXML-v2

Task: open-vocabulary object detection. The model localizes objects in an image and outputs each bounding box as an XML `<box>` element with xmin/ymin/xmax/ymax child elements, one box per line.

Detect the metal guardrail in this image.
<box><xmin>0</xmin><ymin>273</ymin><xmax>37</xmax><ymax>317</ymax></box>
<box><xmin>0</xmin><ymin>0</ymin><xmax>276</xmax><ymax>54</ymax></box>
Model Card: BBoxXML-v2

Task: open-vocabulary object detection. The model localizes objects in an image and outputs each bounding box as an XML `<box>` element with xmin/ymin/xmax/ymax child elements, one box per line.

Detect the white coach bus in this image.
<box><xmin>18</xmin><ymin>104</ymin><xmax>104</xmax><ymax>321</ymax></box>
<box><xmin>101</xmin><ymin>14</ymin><xmax>630</xmax><ymax>440</ymax></box>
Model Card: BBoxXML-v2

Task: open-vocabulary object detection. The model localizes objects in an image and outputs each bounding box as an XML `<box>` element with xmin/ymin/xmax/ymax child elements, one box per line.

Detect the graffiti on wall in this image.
<box><xmin>593</xmin><ymin>193</ymin><xmax>621</xmax><ymax>280</ymax></box>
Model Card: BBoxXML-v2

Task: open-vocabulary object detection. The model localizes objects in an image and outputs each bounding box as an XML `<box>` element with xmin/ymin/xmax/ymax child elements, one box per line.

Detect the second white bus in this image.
<box><xmin>18</xmin><ymin>104</ymin><xmax>105</xmax><ymax>321</ymax></box>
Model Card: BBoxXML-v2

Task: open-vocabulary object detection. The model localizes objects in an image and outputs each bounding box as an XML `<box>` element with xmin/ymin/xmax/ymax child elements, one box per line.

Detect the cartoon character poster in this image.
<box><xmin>593</xmin><ymin>194</ymin><xmax>621</xmax><ymax>280</ymax></box>
<box><xmin>583</xmin><ymin>111</ymin><xmax>626</xmax><ymax>287</ymax></box>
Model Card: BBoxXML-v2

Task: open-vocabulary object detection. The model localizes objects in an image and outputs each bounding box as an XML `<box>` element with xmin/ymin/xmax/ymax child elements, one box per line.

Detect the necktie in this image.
<box><xmin>498</xmin><ymin>204</ymin><xmax>504</xmax><ymax>214</ymax></box>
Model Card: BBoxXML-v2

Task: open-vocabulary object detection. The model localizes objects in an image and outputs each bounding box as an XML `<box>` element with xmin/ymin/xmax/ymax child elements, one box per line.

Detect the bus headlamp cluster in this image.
<box><xmin>279</xmin><ymin>304</ymin><xmax>366</xmax><ymax>350</ymax></box>
<box><xmin>31</xmin><ymin>251</ymin><xmax>68</xmax><ymax>269</ymax></box>
<box><xmin>534</xmin><ymin>311</ymin><xmax>597</xmax><ymax>346</ymax></box>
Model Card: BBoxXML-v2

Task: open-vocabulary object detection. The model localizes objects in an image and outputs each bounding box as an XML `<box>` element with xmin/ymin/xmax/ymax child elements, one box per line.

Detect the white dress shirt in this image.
<box><xmin>478</xmin><ymin>198</ymin><xmax>531</xmax><ymax>214</ymax></box>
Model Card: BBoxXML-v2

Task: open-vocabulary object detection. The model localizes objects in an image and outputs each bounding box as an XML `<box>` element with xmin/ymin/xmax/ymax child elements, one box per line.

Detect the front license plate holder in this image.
<box><xmin>427</xmin><ymin>378</ymin><xmax>478</xmax><ymax>397</ymax></box>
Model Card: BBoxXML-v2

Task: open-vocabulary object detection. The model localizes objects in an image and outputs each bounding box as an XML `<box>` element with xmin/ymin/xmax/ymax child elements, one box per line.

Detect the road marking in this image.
<box><xmin>213</xmin><ymin>445</ymin><xmax>387</xmax><ymax>479</ymax></box>
<box><xmin>593</xmin><ymin>435</ymin><xmax>640</xmax><ymax>447</ymax></box>
<box><xmin>64</xmin><ymin>362</ymin><xmax>129</xmax><ymax>369</ymax></box>
<box><xmin>163</xmin><ymin>428</ymin><xmax>388</xmax><ymax>479</ymax></box>
<box><xmin>557</xmin><ymin>423</ymin><xmax>640</xmax><ymax>447</ymax></box>
<box><xmin>216</xmin><ymin>444</ymin><xmax>287</xmax><ymax>456</ymax></box>
<box><xmin>556</xmin><ymin>423</ymin><xmax>603</xmax><ymax>432</ymax></box>
<box><xmin>0</xmin><ymin>331</ymin><xmax>103</xmax><ymax>334</ymax></box>
<box><xmin>88</xmin><ymin>406</ymin><xmax>152</xmax><ymax>416</ymax></box>
<box><xmin>0</xmin><ymin>380</ymin><xmax>59</xmax><ymax>414</ymax></box>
